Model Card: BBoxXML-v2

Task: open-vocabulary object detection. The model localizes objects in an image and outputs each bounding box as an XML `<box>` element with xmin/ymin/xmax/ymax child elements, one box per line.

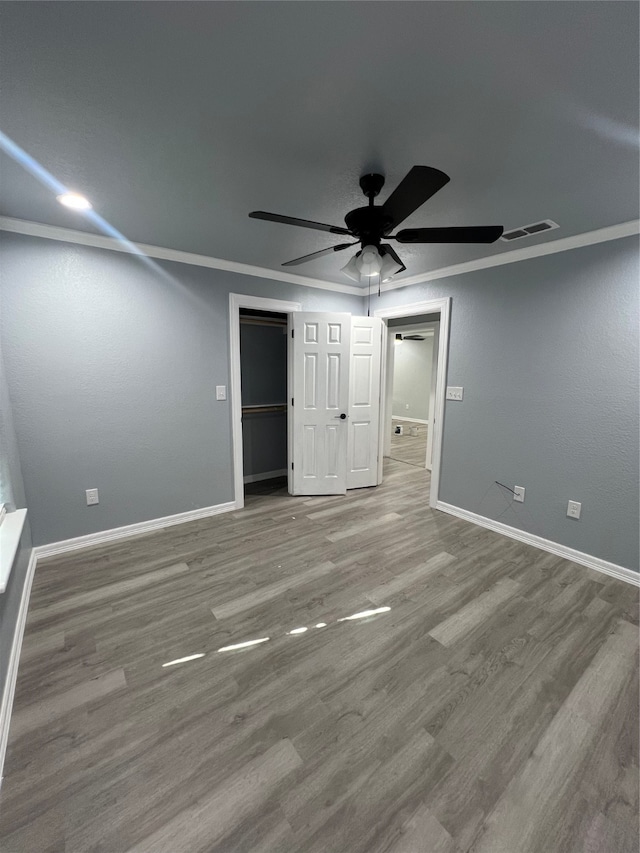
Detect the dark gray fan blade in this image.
<box><xmin>380</xmin><ymin>244</ymin><xmax>406</xmax><ymax>273</ymax></box>
<box><xmin>404</xmin><ymin>335</ymin><xmax>425</xmax><ymax>340</ymax></box>
<box><xmin>395</xmin><ymin>226</ymin><xmax>504</xmax><ymax>243</ymax></box>
<box><xmin>249</xmin><ymin>211</ymin><xmax>351</xmax><ymax>236</ymax></box>
<box><xmin>380</xmin><ymin>166</ymin><xmax>450</xmax><ymax>229</ymax></box>
<box><xmin>282</xmin><ymin>242</ymin><xmax>357</xmax><ymax>267</ymax></box>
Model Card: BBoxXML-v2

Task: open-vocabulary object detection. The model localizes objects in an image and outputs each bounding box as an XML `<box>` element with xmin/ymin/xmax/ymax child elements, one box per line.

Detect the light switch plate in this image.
<box><xmin>446</xmin><ymin>386</ymin><xmax>464</xmax><ymax>401</ymax></box>
<box><xmin>216</xmin><ymin>385</ymin><xmax>227</xmax><ymax>401</ymax></box>
<box><xmin>86</xmin><ymin>488</ymin><xmax>99</xmax><ymax>506</ymax></box>
<box><xmin>513</xmin><ymin>486</ymin><xmax>525</xmax><ymax>503</ymax></box>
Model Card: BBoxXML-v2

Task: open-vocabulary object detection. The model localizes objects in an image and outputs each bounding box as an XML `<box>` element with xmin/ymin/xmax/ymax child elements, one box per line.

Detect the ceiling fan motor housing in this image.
<box><xmin>345</xmin><ymin>173</ymin><xmax>393</xmax><ymax>245</ymax></box>
<box><xmin>344</xmin><ymin>206</ymin><xmax>394</xmax><ymax>244</ymax></box>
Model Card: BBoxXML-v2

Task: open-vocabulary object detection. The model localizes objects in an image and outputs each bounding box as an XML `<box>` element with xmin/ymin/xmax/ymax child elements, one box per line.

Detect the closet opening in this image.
<box><xmin>239</xmin><ymin>308</ymin><xmax>289</xmax><ymax>499</ymax></box>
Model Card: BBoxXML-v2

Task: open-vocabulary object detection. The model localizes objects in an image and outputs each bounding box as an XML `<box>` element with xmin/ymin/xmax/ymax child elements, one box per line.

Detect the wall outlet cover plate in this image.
<box><xmin>567</xmin><ymin>500</ymin><xmax>582</xmax><ymax>519</ymax></box>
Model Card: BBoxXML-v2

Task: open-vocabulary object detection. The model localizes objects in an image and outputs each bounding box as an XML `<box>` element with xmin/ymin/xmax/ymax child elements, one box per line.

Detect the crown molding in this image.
<box><xmin>0</xmin><ymin>216</ymin><xmax>637</xmax><ymax>297</ymax></box>
<box><xmin>379</xmin><ymin>219</ymin><xmax>640</xmax><ymax>293</ymax></box>
<box><xmin>0</xmin><ymin>216</ymin><xmax>362</xmax><ymax>297</ymax></box>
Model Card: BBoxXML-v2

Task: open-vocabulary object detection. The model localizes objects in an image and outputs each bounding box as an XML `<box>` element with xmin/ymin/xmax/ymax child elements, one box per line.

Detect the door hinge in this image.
<box><xmin>291</xmin><ymin>397</ymin><xmax>294</xmax><ymax>407</ymax></box>
<box><xmin>291</xmin><ymin>329</ymin><xmax>294</xmax><ymax>338</ymax></box>
<box><xmin>291</xmin><ymin>462</ymin><xmax>294</xmax><ymax>470</ymax></box>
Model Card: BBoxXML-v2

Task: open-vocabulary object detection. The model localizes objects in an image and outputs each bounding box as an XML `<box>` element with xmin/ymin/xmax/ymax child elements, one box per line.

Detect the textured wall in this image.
<box><xmin>0</xmin><ymin>233</ymin><xmax>361</xmax><ymax>545</ymax></box>
<box><xmin>0</xmin><ymin>521</ymin><xmax>32</xmax><ymax>715</ymax></box>
<box><xmin>242</xmin><ymin>412</ymin><xmax>287</xmax><ymax>479</ymax></box>
<box><xmin>376</xmin><ymin>235</ymin><xmax>639</xmax><ymax>571</ymax></box>
<box><xmin>0</xmin><ymin>323</ymin><xmax>25</xmax><ymax>509</ymax></box>
<box><xmin>392</xmin><ymin>337</ymin><xmax>433</xmax><ymax>421</ymax></box>
<box><xmin>240</xmin><ymin>323</ymin><xmax>288</xmax><ymax>406</ymax></box>
<box><xmin>2</xmin><ymin>231</ymin><xmax>638</xmax><ymax>571</ymax></box>
<box><xmin>0</xmin><ymin>310</ymin><xmax>31</xmax><ymax>724</ymax></box>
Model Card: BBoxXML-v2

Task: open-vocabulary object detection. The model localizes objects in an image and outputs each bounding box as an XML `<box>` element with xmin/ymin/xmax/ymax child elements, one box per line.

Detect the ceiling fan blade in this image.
<box><xmin>395</xmin><ymin>226</ymin><xmax>504</xmax><ymax>243</ymax></box>
<box><xmin>281</xmin><ymin>242</ymin><xmax>357</xmax><ymax>267</ymax></box>
<box><xmin>380</xmin><ymin>244</ymin><xmax>406</xmax><ymax>273</ymax></box>
<box><xmin>249</xmin><ymin>211</ymin><xmax>351</xmax><ymax>236</ymax></box>
<box><xmin>380</xmin><ymin>166</ymin><xmax>450</xmax><ymax>229</ymax></box>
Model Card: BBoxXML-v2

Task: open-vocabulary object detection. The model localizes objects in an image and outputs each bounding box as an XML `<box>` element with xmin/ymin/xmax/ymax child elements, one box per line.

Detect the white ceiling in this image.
<box><xmin>0</xmin><ymin>2</ymin><xmax>638</xmax><ymax>287</ymax></box>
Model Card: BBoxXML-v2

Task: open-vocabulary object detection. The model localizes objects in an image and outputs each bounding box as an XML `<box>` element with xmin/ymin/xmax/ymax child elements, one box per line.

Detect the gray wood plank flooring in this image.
<box><xmin>390</xmin><ymin>419</ymin><xmax>428</xmax><ymax>467</ymax></box>
<box><xmin>1</xmin><ymin>460</ymin><xmax>638</xmax><ymax>853</ymax></box>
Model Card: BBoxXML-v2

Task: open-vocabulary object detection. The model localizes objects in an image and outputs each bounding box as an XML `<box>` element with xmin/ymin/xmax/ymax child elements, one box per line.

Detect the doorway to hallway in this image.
<box><xmin>374</xmin><ymin>297</ymin><xmax>451</xmax><ymax>510</ymax></box>
<box><xmin>387</xmin><ymin>321</ymin><xmax>437</xmax><ymax>469</ymax></box>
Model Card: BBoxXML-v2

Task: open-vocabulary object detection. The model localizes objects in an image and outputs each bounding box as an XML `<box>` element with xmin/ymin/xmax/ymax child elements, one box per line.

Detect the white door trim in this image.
<box><xmin>229</xmin><ymin>293</ymin><xmax>302</xmax><ymax>509</ymax></box>
<box><xmin>374</xmin><ymin>297</ymin><xmax>451</xmax><ymax>509</ymax></box>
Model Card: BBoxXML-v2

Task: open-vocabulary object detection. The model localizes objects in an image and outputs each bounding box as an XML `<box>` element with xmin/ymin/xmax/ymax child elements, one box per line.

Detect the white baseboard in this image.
<box><xmin>35</xmin><ymin>500</ymin><xmax>238</xmax><ymax>559</ymax></box>
<box><xmin>436</xmin><ymin>501</ymin><xmax>639</xmax><ymax>587</ymax></box>
<box><xmin>243</xmin><ymin>469</ymin><xmax>287</xmax><ymax>484</ymax></box>
<box><xmin>392</xmin><ymin>416</ymin><xmax>430</xmax><ymax>425</ymax></box>
<box><xmin>0</xmin><ymin>549</ymin><xmax>37</xmax><ymax>785</ymax></box>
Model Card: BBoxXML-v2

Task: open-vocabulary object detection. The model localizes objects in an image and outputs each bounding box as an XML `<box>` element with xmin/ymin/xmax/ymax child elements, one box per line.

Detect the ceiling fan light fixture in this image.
<box><xmin>395</xmin><ymin>333</ymin><xmax>403</xmax><ymax>345</ymax></box>
<box><xmin>341</xmin><ymin>253</ymin><xmax>362</xmax><ymax>282</ymax></box>
<box><xmin>358</xmin><ymin>244</ymin><xmax>382</xmax><ymax>277</ymax></box>
<box><xmin>380</xmin><ymin>252</ymin><xmax>403</xmax><ymax>282</ymax></box>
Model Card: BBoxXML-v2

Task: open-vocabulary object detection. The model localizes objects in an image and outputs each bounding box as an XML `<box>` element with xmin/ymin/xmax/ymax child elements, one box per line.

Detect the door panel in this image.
<box><xmin>327</xmin><ymin>354</ymin><xmax>341</xmax><ymax>409</ymax></box>
<box><xmin>347</xmin><ymin>317</ymin><xmax>382</xmax><ymax>489</ymax></box>
<box><xmin>291</xmin><ymin>313</ymin><xmax>351</xmax><ymax>495</ymax></box>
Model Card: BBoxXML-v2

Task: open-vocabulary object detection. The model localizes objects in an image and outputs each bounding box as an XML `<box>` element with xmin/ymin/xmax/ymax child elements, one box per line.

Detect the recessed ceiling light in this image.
<box><xmin>57</xmin><ymin>192</ymin><xmax>92</xmax><ymax>211</ymax></box>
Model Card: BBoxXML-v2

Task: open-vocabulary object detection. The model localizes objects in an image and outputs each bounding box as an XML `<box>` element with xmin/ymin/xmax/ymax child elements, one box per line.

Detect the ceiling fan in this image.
<box><xmin>249</xmin><ymin>166</ymin><xmax>503</xmax><ymax>282</ymax></box>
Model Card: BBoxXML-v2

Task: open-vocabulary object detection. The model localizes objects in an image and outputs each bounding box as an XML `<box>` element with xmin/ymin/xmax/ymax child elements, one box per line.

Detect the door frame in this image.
<box><xmin>383</xmin><ymin>321</ymin><xmax>437</xmax><ymax>457</ymax></box>
<box><xmin>374</xmin><ymin>297</ymin><xmax>451</xmax><ymax>509</ymax></box>
<box><xmin>229</xmin><ymin>293</ymin><xmax>302</xmax><ymax>509</ymax></box>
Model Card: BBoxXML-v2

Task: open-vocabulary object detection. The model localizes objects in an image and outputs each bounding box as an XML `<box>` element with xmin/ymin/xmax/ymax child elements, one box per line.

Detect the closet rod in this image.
<box><xmin>241</xmin><ymin>403</ymin><xmax>287</xmax><ymax>414</ymax></box>
<box><xmin>239</xmin><ymin>316</ymin><xmax>287</xmax><ymax>328</ymax></box>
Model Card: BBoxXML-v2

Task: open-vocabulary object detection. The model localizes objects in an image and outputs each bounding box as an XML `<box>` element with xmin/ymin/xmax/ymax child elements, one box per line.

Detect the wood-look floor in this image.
<box><xmin>390</xmin><ymin>420</ymin><xmax>428</xmax><ymax>468</ymax></box>
<box><xmin>1</xmin><ymin>460</ymin><xmax>638</xmax><ymax>853</ymax></box>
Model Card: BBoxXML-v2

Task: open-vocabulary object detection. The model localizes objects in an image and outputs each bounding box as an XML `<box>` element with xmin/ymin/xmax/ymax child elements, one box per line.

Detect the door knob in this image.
<box><xmin>334</xmin><ymin>413</ymin><xmax>347</xmax><ymax>420</ymax></box>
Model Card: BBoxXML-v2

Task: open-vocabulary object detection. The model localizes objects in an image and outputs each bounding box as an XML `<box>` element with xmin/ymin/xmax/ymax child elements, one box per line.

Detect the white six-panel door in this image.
<box><xmin>291</xmin><ymin>313</ymin><xmax>352</xmax><ymax>495</ymax></box>
<box><xmin>347</xmin><ymin>316</ymin><xmax>382</xmax><ymax>489</ymax></box>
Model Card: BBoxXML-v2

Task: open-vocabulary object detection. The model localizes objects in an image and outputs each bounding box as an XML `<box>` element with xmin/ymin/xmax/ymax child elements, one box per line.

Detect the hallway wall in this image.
<box><xmin>376</xmin><ymin>235</ymin><xmax>639</xmax><ymax>571</ymax></box>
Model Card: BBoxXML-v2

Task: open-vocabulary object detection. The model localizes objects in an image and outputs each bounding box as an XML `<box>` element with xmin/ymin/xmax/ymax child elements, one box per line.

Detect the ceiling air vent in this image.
<box><xmin>500</xmin><ymin>220</ymin><xmax>559</xmax><ymax>242</ymax></box>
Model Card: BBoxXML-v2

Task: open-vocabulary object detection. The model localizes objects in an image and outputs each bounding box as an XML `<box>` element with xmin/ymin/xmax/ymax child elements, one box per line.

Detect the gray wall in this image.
<box><xmin>1</xmin><ymin>231</ymin><xmax>638</xmax><ymax>572</ymax></box>
<box><xmin>240</xmin><ymin>323</ymin><xmax>287</xmax><ymax>477</ymax></box>
<box><xmin>0</xmin><ymin>329</ymin><xmax>26</xmax><ymax>510</ymax></box>
<box><xmin>242</xmin><ymin>413</ymin><xmax>287</xmax><ymax>479</ymax></box>
<box><xmin>377</xmin><ymin>235</ymin><xmax>639</xmax><ymax>571</ymax></box>
<box><xmin>0</xmin><ymin>522</ymin><xmax>32</xmax><ymax>724</ymax></box>
<box><xmin>0</xmin><ymin>233</ymin><xmax>361</xmax><ymax>545</ymax></box>
<box><xmin>0</xmin><ymin>312</ymin><xmax>32</xmax><ymax>728</ymax></box>
<box><xmin>392</xmin><ymin>337</ymin><xmax>433</xmax><ymax>421</ymax></box>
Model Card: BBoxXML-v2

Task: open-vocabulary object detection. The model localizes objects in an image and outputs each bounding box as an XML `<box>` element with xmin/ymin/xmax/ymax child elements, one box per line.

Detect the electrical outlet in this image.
<box><xmin>216</xmin><ymin>385</ymin><xmax>227</xmax><ymax>401</ymax></box>
<box><xmin>513</xmin><ymin>486</ymin><xmax>525</xmax><ymax>503</ymax></box>
<box><xmin>86</xmin><ymin>488</ymin><xmax>99</xmax><ymax>506</ymax></box>
<box><xmin>405</xmin><ymin>403</ymin><xmax>410</xmax><ymax>410</ymax></box>
<box><xmin>446</xmin><ymin>386</ymin><xmax>464</xmax><ymax>401</ymax></box>
<box><xmin>567</xmin><ymin>500</ymin><xmax>581</xmax><ymax>519</ymax></box>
